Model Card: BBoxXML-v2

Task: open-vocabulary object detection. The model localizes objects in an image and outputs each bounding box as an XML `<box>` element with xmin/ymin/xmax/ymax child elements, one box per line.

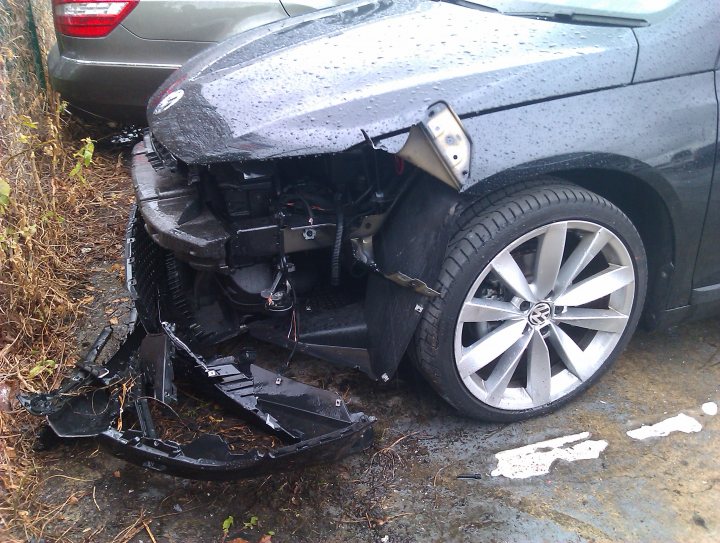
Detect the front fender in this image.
<box><xmin>378</xmin><ymin>73</ymin><xmax>717</xmax><ymax>308</ymax></box>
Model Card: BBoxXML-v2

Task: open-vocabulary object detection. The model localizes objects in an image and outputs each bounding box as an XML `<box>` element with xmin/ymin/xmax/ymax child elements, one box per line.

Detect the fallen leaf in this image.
<box><xmin>109</xmin><ymin>317</ymin><xmax>119</xmax><ymax>325</ymax></box>
<box><xmin>227</xmin><ymin>539</ymin><xmax>250</xmax><ymax>543</ymax></box>
<box><xmin>258</xmin><ymin>535</ymin><xmax>273</xmax><ymax>543</ymax></box>
<box><xmin>69</xmin><ymin>495</ymin><xmax>79</xmax><ymax>505</ymax></box>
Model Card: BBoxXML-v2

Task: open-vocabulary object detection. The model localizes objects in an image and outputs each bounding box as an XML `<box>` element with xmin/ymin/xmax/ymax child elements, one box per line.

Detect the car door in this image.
<box><xmin>631</xmin><ymin>0</ymin><xmax>720</xmax><ymax>310</ymax></box>
<box><xmin>690</xmin><ymin>64</ymin><xmax>720</xmax><ymax>304</ymax></box>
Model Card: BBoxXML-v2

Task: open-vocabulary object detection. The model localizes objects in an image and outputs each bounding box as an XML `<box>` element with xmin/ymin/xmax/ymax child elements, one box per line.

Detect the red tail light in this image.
<box><xmin>52</xmin><ymin>0</ymin><xmax>139</xmax><ymax>38</ymax></box>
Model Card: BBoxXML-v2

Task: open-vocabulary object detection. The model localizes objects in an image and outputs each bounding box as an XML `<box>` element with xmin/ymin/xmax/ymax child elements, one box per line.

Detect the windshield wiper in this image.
<box><xmin>505</xmin><ymin>11</ymin><xmax>648</xmax><ymax>28</ymax></box>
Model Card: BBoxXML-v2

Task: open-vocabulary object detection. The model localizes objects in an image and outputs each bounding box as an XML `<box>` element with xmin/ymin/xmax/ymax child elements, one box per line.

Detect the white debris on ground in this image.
<box><xmin>627</xmin><ymin>413</ymin><xmax>702</xmax><ymax>440</ymax></box>
<box><xmin>490</xmin><ymin>432</ymin><xmax>608</xmax><ymax>479</ymax></box>
<box><xmin>489</xmin><ymin>402</ymin><xmax>716</xmax><ymax>479</ymax></box>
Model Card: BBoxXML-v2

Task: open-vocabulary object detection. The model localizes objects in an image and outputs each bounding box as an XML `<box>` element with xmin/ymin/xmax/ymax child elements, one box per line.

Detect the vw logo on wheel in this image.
<box><xmin>528</xmin><ymin>302</ymin><xmax>552</xmax><ymax>327</ymax></box>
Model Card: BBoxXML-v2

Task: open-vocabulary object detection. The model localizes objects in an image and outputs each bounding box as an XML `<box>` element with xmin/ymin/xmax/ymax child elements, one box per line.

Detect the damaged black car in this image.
<box><xmin>23</xmin><ymin>0</ymin><xmax>720</xmax><ymax>478</ymax></box>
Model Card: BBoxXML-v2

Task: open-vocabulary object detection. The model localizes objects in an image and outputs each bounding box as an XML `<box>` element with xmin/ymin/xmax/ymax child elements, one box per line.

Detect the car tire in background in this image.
<box><xmin>413</xmin><ymin>180</ymin><xmax>648</xmax><ymax>421</ymax></box>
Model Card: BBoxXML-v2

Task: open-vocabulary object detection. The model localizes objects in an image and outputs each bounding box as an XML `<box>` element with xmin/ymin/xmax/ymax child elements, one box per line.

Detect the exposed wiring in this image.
<box><xmin>281</xmin><ymin>193</ymin><xmax>315</xmax><ymax>224</ymax></box>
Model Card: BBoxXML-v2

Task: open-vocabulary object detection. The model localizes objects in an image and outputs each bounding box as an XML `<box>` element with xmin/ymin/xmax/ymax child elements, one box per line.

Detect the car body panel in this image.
<box><xmin>632</xmin><ymin>0</ymin><xmax>720</xmax><ymax>83</ymax></box>
<box><xmin>148</xmin><ymin>0</ymin><xmax>638</xmax><ymax>164</ymax></box>
<box><xmin>51</xmin><ymin>25</ymin><xmax>208</xmax><ymax>118</ymax></box>
<box><xmin>49</xmin><ymin>0</ymin><xmax>353</xmax><ymax>120</ymax></box>
<box><xmin>51</xmin><ymin>0</ymin><xmax>289</xmax><ymax>120</ymax></box>
<box><xmin>120</xmin><ymin>0</ymin><xmax>288</xmax><ymax>42</ymax></box>
<box><xmin>49</xmin><ymin>45</ymin><xmax>179</xmax><ymax>120</ymax></box>
<box><xmin>56</xmin><ymin>27</ymin><xmax>209</xmax><ymax>66</ymax></box>
<box><xmin>427</xmin><ymin>73</ymin><xmax>715</xmax><ymax>309</ymax></box>
<box><xmin>691</xmin><ymin>69</ymin><xmax>720</xmax><ymax>292</ymax></box>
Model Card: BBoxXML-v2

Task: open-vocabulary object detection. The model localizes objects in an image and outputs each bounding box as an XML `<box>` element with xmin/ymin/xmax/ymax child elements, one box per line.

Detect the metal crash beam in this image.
<box><xmin>18</xmin><ymin>323</ymin><xmax>374</xmax><ymax>480</ymax></box>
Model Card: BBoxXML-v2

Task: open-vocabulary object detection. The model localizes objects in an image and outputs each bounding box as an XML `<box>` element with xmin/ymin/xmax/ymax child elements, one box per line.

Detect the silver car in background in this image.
<box><xmin>49</xmin><ymin>0</ymin><xmax>347</xmax><ymax>121</ymax></box>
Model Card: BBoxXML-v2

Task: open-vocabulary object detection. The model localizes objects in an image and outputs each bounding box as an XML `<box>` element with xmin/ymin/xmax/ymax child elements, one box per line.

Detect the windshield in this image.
<box><xmin>477</xmin><ymin>0</ymin><xmax>681</xmax><ymax>18</ymax></box>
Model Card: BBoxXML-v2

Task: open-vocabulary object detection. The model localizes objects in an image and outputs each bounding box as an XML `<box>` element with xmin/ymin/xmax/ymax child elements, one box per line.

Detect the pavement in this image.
<box><xmin>34</xmin><ymin>302</ymin><xmax>720</xmax><ymax>542</ymax></box>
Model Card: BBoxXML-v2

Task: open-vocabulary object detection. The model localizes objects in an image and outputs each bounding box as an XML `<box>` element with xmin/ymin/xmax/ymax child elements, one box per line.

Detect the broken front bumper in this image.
<box><xmin>19</xmin><ymin>206</ymin><xmax>374</xmax><ymax>480</ymax></box>
<box><xmin>20</xmin><ymin>320</ymin><xmax>374</xmax><ymax>480</ymax></box>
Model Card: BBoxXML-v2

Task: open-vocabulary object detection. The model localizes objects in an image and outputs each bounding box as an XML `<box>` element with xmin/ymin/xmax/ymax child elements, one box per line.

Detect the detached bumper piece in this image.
<box><xmin>19</xmin><ymin>322</ymin><xmax>374</xmax><ymax>480</ymax></box>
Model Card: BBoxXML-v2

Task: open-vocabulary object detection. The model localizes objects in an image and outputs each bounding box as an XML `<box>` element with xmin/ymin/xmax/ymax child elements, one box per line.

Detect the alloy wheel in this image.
<box><xmin>453</xmin><ymin>220</ymin><xmax>636</xmax><ymax>410</ymax></box>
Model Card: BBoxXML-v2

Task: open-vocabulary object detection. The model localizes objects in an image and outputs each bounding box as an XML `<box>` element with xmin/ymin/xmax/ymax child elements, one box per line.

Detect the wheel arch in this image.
<box><xmin>557</xmin><ymin>167</ymin><xmax>675</xmax><ymax>330</ymax></box>
<box><xmin>360</xmin><ymin>150</ymin><xmax>680</xmax><ymax>379</ymax></box>
<box><xmin>464</xmin><ymin>152</ymin><xmax>680</xmax><ymax>329</ymax></box>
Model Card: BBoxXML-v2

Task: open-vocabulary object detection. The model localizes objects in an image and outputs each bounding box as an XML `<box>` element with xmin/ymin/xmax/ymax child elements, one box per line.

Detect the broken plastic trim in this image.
<box><xmin>18</xmin><ymin>321</ymin><xmax>374</xmax><ymax>480</ymax></box>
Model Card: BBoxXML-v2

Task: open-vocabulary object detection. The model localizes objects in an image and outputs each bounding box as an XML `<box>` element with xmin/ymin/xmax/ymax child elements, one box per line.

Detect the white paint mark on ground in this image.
<box><xmin>491</xmin><ymin>432</ymin><xmax>608</xmax><ymax>479</ymax></box>
<box><xmin>701</xmin><ymin>402</ymin><xmax>718</xmax><ymax>416</ymax></box>
<box><xmin>627</xmin><ymin>413</ymin><xmax>702</xmax><ymax>440</ymax></box>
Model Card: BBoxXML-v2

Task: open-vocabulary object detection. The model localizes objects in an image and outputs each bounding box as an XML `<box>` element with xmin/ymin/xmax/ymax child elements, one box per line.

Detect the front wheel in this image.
<box><xmin>414</xmin><ymin>180</ymin><xmax>647</xmax><ymax>421</ymax></box>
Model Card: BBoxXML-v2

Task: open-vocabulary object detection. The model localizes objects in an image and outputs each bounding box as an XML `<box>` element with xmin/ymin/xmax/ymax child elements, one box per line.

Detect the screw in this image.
<box><xmin>207</xmin><ymin>370</ymin><xmax>217</xmax><ymax>377</ymax></box>
<box><xmin>335</xmin><ymin>399</ymin><xmax>342</xmax><ymax>407</ymax></box>
<box><xmin>381</xmin><ymin>373</ymin><xmax>390</xmax><ymax>382</ymax></box>
<box><xmin>275</xmin><ymin>377</ymin><xmax>282</xmax><ymax>385</ymax></box>
<box><xmin>414</xmin><ymin>304</ymin><xmax>424</xmax><ymax>313</ymax></box>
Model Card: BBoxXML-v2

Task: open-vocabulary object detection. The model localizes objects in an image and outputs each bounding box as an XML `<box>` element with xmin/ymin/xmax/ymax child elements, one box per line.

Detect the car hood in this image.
<box><xmin>148</xmin><ymin>0</ymin><xmax>637</xmax><ymax>164</ymax></box>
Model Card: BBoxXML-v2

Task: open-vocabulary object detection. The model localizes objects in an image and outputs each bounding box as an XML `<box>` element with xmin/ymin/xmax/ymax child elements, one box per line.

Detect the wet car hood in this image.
<box><xmin>148</xmin><ymin>0</ymin><xmax>637</xmax><ymax>164</ymax></box>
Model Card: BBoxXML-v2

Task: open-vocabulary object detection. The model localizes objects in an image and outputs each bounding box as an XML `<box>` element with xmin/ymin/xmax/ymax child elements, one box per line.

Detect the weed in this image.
<box><xmin>0</xmin><ymin>1</ymin><xmax>132</xmax><ymax>540</ymax></box>
<box><xmin>223</xmin><ymin>515</ymin><xmax>235</xmax><ymax>536</ymax></box>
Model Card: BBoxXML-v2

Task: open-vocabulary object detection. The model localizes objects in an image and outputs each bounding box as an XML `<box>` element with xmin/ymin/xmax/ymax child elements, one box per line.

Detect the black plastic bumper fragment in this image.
<box><xmin>131</xmin><ymin>140</ymin><xmax>230</xmax><ymax>270</ymax></box>
<box><xmin>19</xmin><ymin>322</ymin><xmax>374</xmax><ymax>480</ymax></box>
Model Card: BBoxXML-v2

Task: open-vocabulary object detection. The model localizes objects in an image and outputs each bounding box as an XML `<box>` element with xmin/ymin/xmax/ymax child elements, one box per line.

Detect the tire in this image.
<box><xmin>413</xmin><ymin>179</ymin><xmax>647</xmax><ymax>421</ymax></box>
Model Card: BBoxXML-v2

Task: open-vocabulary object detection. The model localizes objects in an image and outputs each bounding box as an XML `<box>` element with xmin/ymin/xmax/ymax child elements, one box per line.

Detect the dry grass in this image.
<box><xmin>0</xmin><ymin>1</ymin><xmax>134</xmax><ymax>539</ymax></box>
